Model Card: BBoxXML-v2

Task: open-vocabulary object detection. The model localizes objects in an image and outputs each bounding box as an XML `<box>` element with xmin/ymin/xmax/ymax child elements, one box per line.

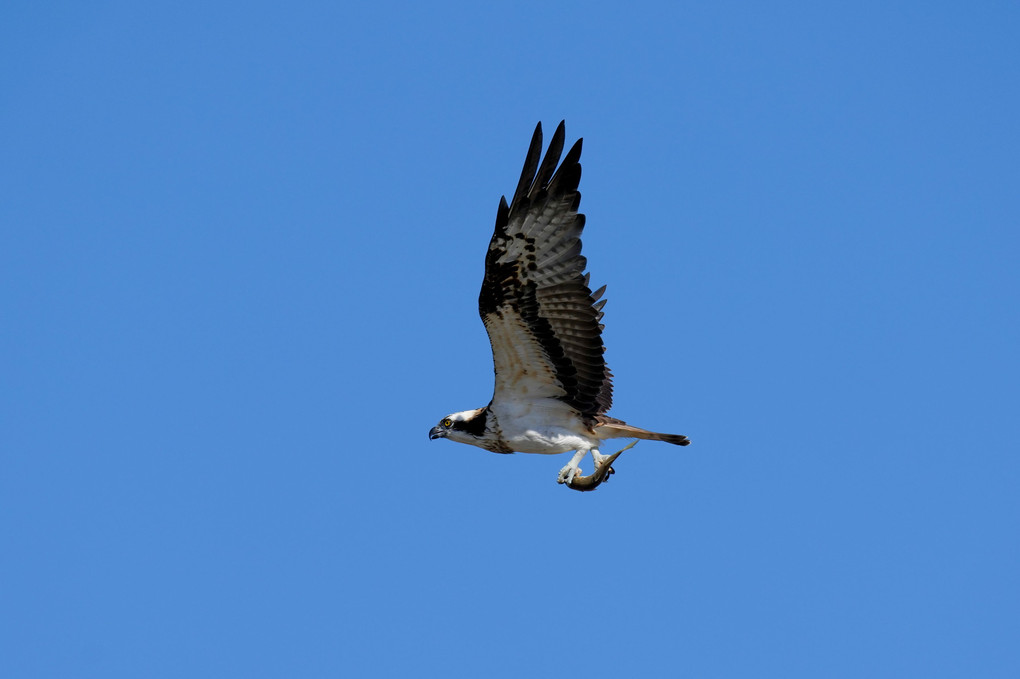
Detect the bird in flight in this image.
<box><xmin>429</xmin><ymin>121</ymin><xmax>690</xmax><ymax>487</ymax></box>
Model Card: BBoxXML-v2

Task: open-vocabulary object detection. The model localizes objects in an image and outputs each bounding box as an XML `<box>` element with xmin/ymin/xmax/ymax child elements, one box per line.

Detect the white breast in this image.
<box><xmin>489</xmin><ymin>398</ymin><xmax>597</xmax><ymax>455</ymax></box>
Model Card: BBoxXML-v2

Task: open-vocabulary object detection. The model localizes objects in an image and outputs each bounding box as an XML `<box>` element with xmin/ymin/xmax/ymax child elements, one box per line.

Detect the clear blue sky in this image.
<box><xmin>2</xmin><ymin>1</ymin><xmax>1018</xmax><ymax>677</ymax></box>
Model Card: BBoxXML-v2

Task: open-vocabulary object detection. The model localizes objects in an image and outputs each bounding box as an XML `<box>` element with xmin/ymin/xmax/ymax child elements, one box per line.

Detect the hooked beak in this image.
<box><xmin>429</xmin><ymin>426</ymin><xmax>446</xmax><ymax>440</ymax></box>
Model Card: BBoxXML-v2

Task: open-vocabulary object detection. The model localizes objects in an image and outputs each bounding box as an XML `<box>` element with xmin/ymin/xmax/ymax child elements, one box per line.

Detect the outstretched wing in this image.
<box><xmin>478</xmin><ymin>121</ymin><xmax>612</xmax><ymax>416</ymax></box>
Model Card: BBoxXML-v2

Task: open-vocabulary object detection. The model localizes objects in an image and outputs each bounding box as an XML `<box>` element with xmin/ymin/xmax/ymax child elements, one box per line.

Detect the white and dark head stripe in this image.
<box><xmin>449</xmin><ymin>409</ymin><xmax>487</xmax><ymax>437</ymax></box>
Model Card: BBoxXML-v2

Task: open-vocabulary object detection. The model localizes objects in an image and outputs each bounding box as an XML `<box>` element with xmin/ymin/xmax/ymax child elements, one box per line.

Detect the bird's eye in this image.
<box><xmin>442</xmin><ymin>418</ymin><xmax>453</xmax><ymax>428</ymax></box>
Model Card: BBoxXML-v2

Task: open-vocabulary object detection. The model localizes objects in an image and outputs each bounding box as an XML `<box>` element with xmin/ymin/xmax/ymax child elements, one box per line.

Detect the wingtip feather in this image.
<box><xmin>510</xmin><ymin>124</ymin><xmax>544</xmax><ymax>209</ymax></box>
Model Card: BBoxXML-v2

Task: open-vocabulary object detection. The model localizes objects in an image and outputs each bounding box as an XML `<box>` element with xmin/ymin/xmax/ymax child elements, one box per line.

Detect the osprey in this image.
<box><xmin>429</xmin><ymin>121</ymin><xmax>690</xmax><ymax>486</ymax></box>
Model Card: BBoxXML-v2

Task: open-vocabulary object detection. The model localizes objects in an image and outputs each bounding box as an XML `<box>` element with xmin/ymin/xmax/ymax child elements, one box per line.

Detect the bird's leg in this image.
<box><xmin>590</xmin><ymin>448</ymin><xmax>609</xmax><ymax>470</ymax></box>
<box><xmin>556</xmin><ymin>449</ymin><xmax>588</xmax><ymax>484</ymax></box>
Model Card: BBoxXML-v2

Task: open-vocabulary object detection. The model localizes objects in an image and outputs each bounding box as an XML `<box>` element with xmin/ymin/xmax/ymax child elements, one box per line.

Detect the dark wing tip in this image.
<box><xmin>495</xmin><ymin>195</ymin><xmax>510</xmax><ymax>225</ymax></box>
<box><xmin>533</xmin><ymin>122</ymin><xmax>566</xmax><ymax>191</ymax></box>
<box><xmin>548</xmin><ymin>137</ymin><xmax>583</xmax><ymax>196</ymax></box>
<box><xmin>510</xmin><ymin>123</ymin><xmax>544</xmax><ymax>208</ymax></box>
<box><xmin>562</xmin><ymin>137</ymin><xmax>583</xmax><ymax>169</ymax></box>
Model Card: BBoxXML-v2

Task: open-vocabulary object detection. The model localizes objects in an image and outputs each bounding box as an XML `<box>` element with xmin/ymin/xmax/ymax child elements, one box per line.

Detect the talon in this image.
<box><xmin>557</xmin><ymin>464</ymin><xmax>579</xmax><ymax>484</ymax></box>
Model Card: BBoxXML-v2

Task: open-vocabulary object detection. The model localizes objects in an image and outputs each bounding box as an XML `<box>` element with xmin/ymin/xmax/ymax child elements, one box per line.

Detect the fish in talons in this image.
<box><xmin>565</xmin><ymin>440</ymin><xmax>639</xmax><ymax>492</ymax></box>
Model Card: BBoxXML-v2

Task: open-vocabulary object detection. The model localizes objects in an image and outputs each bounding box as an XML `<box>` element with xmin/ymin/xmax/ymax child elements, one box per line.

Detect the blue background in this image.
<box><xmin>3</xmin><ymin>1</ymin><xmax>1018</xmax><ymax>676</ymax></box>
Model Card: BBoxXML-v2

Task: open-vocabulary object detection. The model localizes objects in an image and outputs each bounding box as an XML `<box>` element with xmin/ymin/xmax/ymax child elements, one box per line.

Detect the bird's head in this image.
<box><xmin>429</xmin><ymin>408</ymin><xmax>487</xmax><ymax>444</ymax></box>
